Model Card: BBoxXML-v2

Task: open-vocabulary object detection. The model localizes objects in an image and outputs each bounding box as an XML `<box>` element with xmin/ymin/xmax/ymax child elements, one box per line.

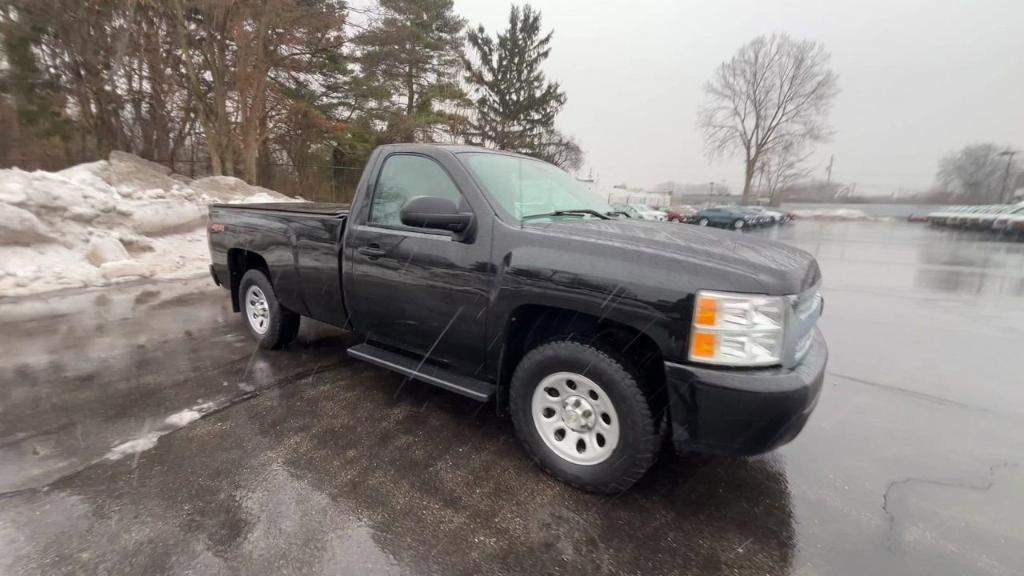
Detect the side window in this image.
<box><xmin>370</xmin><ymin>155</ymin><xmax>464</xmax><ymax>227</ymax></box>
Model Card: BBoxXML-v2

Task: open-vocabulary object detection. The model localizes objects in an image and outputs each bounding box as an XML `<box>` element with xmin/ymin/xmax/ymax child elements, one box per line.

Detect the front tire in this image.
<box><xmin>697</xmin><ymin>217</ymin><xmax>709</xmax><ymax>226</ymax></box>
<box><xmin>509</xmin><ymin>339</ymin><xmax>660</xmax><ymax>493</ymax></box>
<box><xmin>732</xmin><ymin>218</ymin><xmax>745</xmax><ymax>230</ymax></box>
<box><xmin>239</xmin><ymin>269</ymin><xmax>300</xmax><ymax>349</ymax></box>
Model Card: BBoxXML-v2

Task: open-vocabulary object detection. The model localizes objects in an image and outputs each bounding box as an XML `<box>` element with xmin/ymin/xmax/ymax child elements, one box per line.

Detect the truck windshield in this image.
<box><xmin>459</xmin><ymin>152</ymin><xmax>612</xmax><ymax>222</ymax></box>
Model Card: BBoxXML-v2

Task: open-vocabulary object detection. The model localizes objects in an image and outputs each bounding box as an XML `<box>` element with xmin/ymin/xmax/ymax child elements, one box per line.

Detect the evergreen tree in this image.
<box><xmin>356</xmin><ymin>0</ymin><xmax>468</xmax><ymax>142</ymax></box>
<box><xmin>463</xmin><ymin>4</ymin><xmax>567</xmax><ymax>158</ymax></box>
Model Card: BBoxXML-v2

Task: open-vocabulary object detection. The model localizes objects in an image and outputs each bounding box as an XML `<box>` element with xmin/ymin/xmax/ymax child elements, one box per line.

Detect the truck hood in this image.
<box><xmin>531</xmin><ymin>219</ymin><xmax>821</xmax><ymax>294</ymax></box>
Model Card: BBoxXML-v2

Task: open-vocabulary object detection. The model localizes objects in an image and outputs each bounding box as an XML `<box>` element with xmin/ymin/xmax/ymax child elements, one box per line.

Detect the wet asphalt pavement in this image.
<box><xmin>2</xmin><ymin>220</ymin><xmax>1023</xmax><ymax>575</ymax></box>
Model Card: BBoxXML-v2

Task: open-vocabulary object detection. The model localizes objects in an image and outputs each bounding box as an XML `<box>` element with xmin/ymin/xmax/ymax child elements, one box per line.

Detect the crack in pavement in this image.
<box><xmin>0</xmin><ymin>421</ymin><xmax>77</xmax><ymax>449</ymax></box>
<box><xmin>881</xmin><ymin>461</ymin><xmax>1018</xmax><ymax>549</ymax></box>
<box><xmin>827</xmin><ymin>371</ymin><xmax>1021</xmax><ymax>418</ymax></box>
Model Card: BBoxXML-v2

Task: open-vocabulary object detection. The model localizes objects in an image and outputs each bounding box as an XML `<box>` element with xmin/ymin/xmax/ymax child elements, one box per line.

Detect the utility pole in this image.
<box><xmin>826</xmin><ymin>154</ymin><xmax>834</xmax><ymax>185</ymax></box>
<box><xmin>998</xmin><ymin>150</ymin><xmax>1017</xmax><ymax>203</ymax></box>
<box><xmin>707</xmin><ymin>181</ymin><xmax>715</xmax><ymax>206</ymax></box>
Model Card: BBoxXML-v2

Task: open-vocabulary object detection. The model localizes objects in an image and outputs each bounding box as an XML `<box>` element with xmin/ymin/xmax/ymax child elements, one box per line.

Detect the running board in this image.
<box><xmin>347</xmin><ymin>343</ymin><xmax>495</xmax><ymax>402</ymax></box>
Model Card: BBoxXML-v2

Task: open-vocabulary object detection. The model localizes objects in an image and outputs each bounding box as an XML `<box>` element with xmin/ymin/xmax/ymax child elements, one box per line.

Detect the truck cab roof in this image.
<box><xmin>210</xmin><ymin>202</ymin><xmax>350</xmax><ymax>216</ymax></box>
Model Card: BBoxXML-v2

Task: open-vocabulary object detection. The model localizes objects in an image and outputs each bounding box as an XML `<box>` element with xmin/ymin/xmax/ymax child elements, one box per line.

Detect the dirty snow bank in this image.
<box><xmin>790</xmin><ymin>208</ymin><xmax>873</xmax><ymax>220</ymax></box>
<box><xmin>0</xmin><ymin>152</ymin><xmax>300</xmax><ymax>297</ymax></box>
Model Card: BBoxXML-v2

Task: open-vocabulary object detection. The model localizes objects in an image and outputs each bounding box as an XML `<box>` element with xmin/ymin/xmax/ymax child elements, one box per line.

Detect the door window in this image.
<box><xmin>370</xmin><ymin>154</ymin><xmax>464</xmax><ymax>227</ymax></box>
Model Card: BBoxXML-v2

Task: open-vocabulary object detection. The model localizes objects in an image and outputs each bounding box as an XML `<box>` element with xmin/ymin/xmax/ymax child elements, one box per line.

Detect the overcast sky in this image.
<box><xmin>454</xmin><ymin>0</ymin><xmax>1024</xmax><ymax>195</ymax></box>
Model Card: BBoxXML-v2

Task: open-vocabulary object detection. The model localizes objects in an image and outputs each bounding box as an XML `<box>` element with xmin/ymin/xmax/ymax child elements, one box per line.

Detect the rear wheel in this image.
<box><xmin>239</xmin><ymin>269</ymin><xmax>300</xmax><ymax>349</ymax></box>
<box><xmin>697</xmin><ymin>217</ymin><xmax>709</xmax><ymax>226</ymax></box>
<box><xmin>732</xmin><ymin>218</ymin><xmax>745</xmax><ymax>230</ymax></box>
<box><xmin>510</xmin><ymin>339</ymin><xmax>661</xmax><ymax>493</ymax></box>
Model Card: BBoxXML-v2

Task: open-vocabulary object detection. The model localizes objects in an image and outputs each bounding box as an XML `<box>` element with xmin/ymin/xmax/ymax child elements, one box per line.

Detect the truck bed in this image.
<box><xmin>208</xmin><ymin>201</ymin><xmax>350</xmax><ymax>328</ymax></box>
<box><xmin>210</xmin><ymin>202</ymin><xmax>350</xmax><ymax>216</ymax></box>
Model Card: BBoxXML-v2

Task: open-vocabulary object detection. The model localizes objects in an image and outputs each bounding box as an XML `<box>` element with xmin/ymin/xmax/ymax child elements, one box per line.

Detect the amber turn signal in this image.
<box><xmin>690</xmin><ymin>331</ymin><xmax>717</xmax><ymax>358</ymax></box>
<box><xmin>694</xmin><ymin>294</ymin><xmax>717</xmax><ymax>326</ymax></box>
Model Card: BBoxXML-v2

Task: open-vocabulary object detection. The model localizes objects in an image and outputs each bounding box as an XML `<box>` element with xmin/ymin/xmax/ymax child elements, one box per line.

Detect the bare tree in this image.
<box><xmin>937</xmin><ymin>143</ymin><xmax>1020</xmax><ymax>203</ymax></box>
<box><xmin>756</xmin><ymin>141</ymin><xmax>812</xmax><ymax>206</ymax></box>
<box><xmin>699</xmin><ymin>33</ymin><xmax>839</xmax><ymax>205</ymax></box>
<box><xmin>537</xmin><ymin>130</ymin><xmax>583</xmax><ymax>171</ymax></box>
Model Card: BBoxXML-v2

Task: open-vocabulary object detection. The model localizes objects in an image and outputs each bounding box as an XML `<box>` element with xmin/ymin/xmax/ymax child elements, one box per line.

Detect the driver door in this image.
<box><xmin>345</xmin><ymin>153</ymin><xmax>490</xmax><ymax>374</ymax></box>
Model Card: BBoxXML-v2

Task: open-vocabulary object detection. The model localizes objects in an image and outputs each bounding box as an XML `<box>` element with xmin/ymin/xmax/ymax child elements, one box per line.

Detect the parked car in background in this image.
<box><xmin>666</xmin><ymin>205</ymin><xmax>698</xmax><ymax>223</ymax></box>
<box><xmin>970</xmin><ymin>205</ymin><xmax>1016</xmax><ymax>230</ymax></box>
<box><xmin>740</xmin><ymin>207</ymin><xmax>772</xmax><ymax>227</ymax></box>
<box><xmin>610</xmin><ymin>204</ymin><xmax>667</xmax><ymax>221</ymax></box>
<box><xmin>953</xmin><ymin>205</ymin><xmax>989</xmax><ymax>229</ymax></box>
<box><xmin>748</xmin><ymin>207</ymin><xmax>790</xmax><ymax>225</ymax></box>
<box><xmin>940</xmin><ymin>205</ymin><xmax>979</xmax><ymax>228</ymax></box>
<box><xmin>635</xmin><ymin>206</ymin><xmax>668</xmax><ymax>222</ymax></box>
<box><xmin>608</xmin><ymin>204</ymin><xmax>640</xmax><ymax>219</ymax></box>
<box><xmin>927</xmin><ymin>205</ymin><xmax>966</xmax><ymax>226</ymax></box>
<box><xmin>694</xmin><ymin>206</ymin><xmax>754</xmax><ymax>230</ymax></box>
<box><xmin>951</xmin><ymin>206</ymin><xmax>995</xmax><ymax>228</ymax></box>
<box><xmin>927</xmin><ymin>203</ymin><xmax>1024</xmax><ymax>237</ymax></box>
<box><xmin>993</xmin><ymin>205</ymin><xmax>1024</xmax><ymax>234</ymax></box>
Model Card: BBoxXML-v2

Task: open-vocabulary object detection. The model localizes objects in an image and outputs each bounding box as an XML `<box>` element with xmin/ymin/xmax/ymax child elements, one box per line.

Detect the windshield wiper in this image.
<box><xmin>521</xmin><ymin>209</ymin><xmax>611</xmax><ymax>221</ymax></box>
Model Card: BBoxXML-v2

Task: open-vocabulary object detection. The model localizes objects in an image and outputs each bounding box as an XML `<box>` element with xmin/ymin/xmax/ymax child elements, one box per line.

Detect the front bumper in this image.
<box><xmin>665</xmin><ymin>328</ymin><xmax>827</xmax><ymax>456</ymax></box>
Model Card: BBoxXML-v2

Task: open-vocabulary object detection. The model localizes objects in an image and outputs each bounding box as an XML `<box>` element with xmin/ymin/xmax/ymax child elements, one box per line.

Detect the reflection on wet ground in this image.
<box><xmin>1</xmin><ymin>221</ymin><xmax>1023</xmax><ymax>575</ymax></box>
<box><xmin>759</xmin><ymin>220</ymin><xmax>1024</xmax><ymax>299</ymax></box>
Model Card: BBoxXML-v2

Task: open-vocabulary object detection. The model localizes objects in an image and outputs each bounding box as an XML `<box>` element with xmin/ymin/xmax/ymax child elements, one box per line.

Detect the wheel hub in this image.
<box><xmin>561</xmin><ymin>395</ymin><xmax>596</xmax><ymax>432</ymax></box>
<box><xmin>245</xmin><ymin>285</ymin><xmax>270</xmax><ymax>334</ymax></box>
<box><xmin>530</xmin><ymin>372</ymin><xmax>620</xmax><ymax>466</ymax></box>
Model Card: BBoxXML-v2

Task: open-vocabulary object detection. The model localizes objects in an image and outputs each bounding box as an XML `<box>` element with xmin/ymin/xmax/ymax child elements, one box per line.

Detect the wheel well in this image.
<box><xmin>227</xmin><ymin>249</ymin><xmax>270</xmax><ymax>312</ymax></box>
<box><xmin>500</xmin><ymin>305</ymin><xmax>666</xmax><ymax>419</ymax></box>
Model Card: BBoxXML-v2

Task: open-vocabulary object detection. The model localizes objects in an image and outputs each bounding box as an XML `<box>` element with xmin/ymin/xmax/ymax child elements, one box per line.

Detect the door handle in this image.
<box><xmin>358</xmin><ymin>244</ymin><xmax>387</xmax><ymax>258</ymax></box>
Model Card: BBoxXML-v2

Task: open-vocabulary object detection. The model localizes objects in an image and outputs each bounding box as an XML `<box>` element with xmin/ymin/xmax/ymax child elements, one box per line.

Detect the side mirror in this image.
<box><xmin>400</xmin><ymin>196</ymin><xmax>473</xmax><ymax>234</ymax></box>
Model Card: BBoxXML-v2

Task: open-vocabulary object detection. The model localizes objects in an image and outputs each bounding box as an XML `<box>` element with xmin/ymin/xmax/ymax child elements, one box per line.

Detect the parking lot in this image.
<box><xmin>1</xmin><ymin>220</ymin><xmax>1022</xmax><ymax>576</ymax></box>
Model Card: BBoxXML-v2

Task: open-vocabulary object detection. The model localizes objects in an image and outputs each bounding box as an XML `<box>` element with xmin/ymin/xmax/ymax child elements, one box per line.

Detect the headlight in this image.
<box><xmin>688</xmin><ymin>290</ymin><xmax>786</xmax><ymax>366</ymax></box>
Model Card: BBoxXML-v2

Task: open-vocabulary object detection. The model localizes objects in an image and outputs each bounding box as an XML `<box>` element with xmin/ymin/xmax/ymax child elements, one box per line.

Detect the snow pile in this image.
<box><xmin>0</xmin><ymin>152</ymin><xmax>299</xmax><ymax>296</ymax></box>
<box><xmin>105</xmin><ymin>401</ymin><xmax>217</xmax><ymax>461</ymax></box>
<box><xmin>790</xmin><ymin>208</ymin><xmax>873</xmax><ymax>220</ymax></box>
<box><xmin>162</xmin><ymin>402</ymin><xmax>213</xmax><ymax>427</ymax></box>
<box><xmin>105</xmin><ymin>432</ymin><xmax>162</xmax><ymax>461</ymax></box>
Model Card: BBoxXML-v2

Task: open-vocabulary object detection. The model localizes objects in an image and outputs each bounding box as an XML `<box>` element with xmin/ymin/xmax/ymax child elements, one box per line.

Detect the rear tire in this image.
<box><xmin>509</xmin><ymin>339</ymin><xmax>661</xmax><ymax>494</ymax></box>
<box><xmin>239</xmin><ymin>269</ymin><xmax>300</xmax><ymax>349</ymax></box>
<box><xmin>732</xmin><ymin>218</ymin><xmax>745</xmax><ymax>230</ymax></box>
<box><xmin>697</xmin><ymin>217</ymin><xmax>709</xmax><ymax>226</ymax></box>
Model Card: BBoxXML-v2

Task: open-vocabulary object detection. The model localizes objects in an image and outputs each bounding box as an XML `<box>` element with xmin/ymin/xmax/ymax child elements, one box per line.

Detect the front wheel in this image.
<box><xmin>509</xmin><ymin>340</ymin><xmax>661</xmax><ymax>493</ymax></box>
<box><xmin>732</xmin><ymin>218</ymin><xmax>745</xmax><ymax>230</ymax></box>
<box><xmin>239</xmin><ymin>269</ymin><xmax>300</xmax><ymax>349</ymax></box>
<box><xmin>697</xmin><ymin>217</ymin><xmax>709</xmax><ymax>226</ymax></box>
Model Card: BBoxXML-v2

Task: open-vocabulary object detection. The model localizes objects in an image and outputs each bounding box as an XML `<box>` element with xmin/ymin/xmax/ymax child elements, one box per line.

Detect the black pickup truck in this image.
<box><xmin>207</xmin><ymin>144</ymin><xmax>826</xmax><ymax>493</ymax></box>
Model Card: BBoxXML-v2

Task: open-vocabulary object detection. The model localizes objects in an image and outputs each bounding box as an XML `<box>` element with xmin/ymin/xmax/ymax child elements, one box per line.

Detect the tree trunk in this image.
<box><xmin>242</xmin><ymin>125</ymin><xmax>259</xmax><ymax>184</ymax></box>
<box><xmin>222</xmin><ymin>138</ymin><xmax>234</xmax><ymax>177</ymax></box>
<box><xmin>742</xmin><ymin>158</ymin><xmax>757</xmax><ymax>205</ymax></box>
<box><xmin>405</xmin><ymin>66</ymin><xmax>416</xmax><ymax>115</ymax></box>
<box><xmin>237</xmin><ymin>7</ymin><xmax>270</xmax><ymax>184</ymax></box>
<box><xmin>207</xmin><ymin>138</ymin><xmax>223</xmax><ymax>176</ymax></box>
